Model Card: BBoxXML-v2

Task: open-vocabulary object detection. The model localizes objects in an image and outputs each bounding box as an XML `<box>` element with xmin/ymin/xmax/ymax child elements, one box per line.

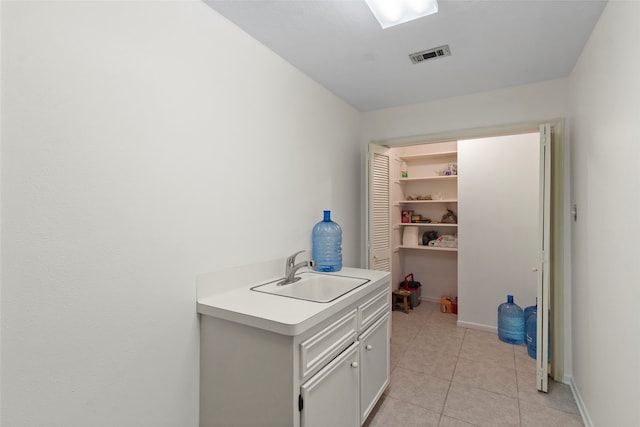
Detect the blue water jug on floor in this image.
<box><xmin>526</xmin><ymin>306</ymin><xmax>537</xmax><ymax>358</ymax></box>
<box><xmin>498</xmin><ymin>295</ymin><xmax>525</xmax><ymax>344</ymax></box>
<box><xmin>524</xmin><ymin>304</ymin><xmax>536</xmax><ymax>324</ymax></box>
<box><xmin>526</xmin><ymin>305</ymin><xmax>551</xmax><ymax>359</ymax></box>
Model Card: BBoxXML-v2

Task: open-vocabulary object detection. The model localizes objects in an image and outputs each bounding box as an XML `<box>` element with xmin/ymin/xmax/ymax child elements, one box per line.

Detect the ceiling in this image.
<box><xmin>204</xmin><ymin>0</ymin><xmax>607</xmax><ymax>112</ymax></box>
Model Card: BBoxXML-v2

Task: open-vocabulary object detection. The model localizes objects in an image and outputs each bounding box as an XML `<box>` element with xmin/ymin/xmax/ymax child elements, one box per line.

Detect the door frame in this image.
<box><xmin>365</xmin><ymin>119</ymin><xmax>566</xmax><ymax>381</ymax></box>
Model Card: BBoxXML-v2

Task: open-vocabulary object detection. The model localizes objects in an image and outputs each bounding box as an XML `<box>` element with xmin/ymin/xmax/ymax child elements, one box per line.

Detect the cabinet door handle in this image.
<box><xmin>350</xmin><ymin>362</ymin><xmax>358</xmax><ymax>368</ymax></box>
<box><xmin>365</xmin><ymin>345</ymin><xmax>373</xmax><ymax>351</ymax></box>
<box><xmin>531</xmin><ymin>267</ymin><xmax>538</xmax><ymax>272</ymax></box>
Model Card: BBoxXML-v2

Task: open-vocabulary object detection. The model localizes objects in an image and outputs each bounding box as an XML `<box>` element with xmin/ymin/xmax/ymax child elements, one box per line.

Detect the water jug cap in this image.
<box><xmin>507</xmin><ymin>295</ymin><xmax>514</xmax><ymax>303</ymax></box>
<box><xmin>323</xmin><ymin>210</ymin><xmax>331</xmax><ymax>221</ymax></box>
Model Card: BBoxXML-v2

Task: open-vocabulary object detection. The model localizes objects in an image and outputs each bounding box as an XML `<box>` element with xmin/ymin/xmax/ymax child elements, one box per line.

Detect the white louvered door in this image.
<box><xmin>367</xmin><ymin>145</ymin><xmax>391</xmax><ymax>271</ymax></box>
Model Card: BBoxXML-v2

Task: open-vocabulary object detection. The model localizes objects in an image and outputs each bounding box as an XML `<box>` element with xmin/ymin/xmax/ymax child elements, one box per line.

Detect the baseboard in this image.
<box><xmin>567</xmin><ymin>375</ymin><xmax>593</xmax><ymax>427</ymax></box>
<box><xmin>456</xmin><ymin>320</ymin><xmax>497</xmax><ymax>333</ymax></box>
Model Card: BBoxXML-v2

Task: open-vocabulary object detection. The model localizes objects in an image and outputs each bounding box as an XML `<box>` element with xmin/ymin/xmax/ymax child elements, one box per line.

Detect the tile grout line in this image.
<box><xmin>437</xmin><ymin>322</ymin><xmax>467</xmax><ymax>426</ymax></box>
<box><xmin>514</xmin><ymin>343</ymin><xmax>523</xmax><ymax>427</ymax></box>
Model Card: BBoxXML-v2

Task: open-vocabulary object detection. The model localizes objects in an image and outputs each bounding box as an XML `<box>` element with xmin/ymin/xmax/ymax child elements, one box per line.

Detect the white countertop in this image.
<box><xmin>197</xmin><ymin>258</ymin><xmax>390</xmax><ymax>336</ymax></box>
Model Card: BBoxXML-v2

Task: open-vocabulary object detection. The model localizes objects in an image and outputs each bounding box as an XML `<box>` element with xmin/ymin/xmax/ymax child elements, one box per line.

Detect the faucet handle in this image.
<box><xmin>286</xmin><ymin>250</ymin><xmax>307</xmax><ymax>266</ymax></box>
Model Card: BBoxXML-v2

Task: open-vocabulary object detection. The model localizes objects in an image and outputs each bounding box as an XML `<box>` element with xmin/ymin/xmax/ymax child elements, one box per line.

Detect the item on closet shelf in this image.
<box><xmin>407</xmin><ymin>194</ymin><xmax>432</xmax><ymax>201</ymax></box>
<box><xmin>433</xmin><ymin>192</ymin><xmax>443</xmax><ymax>200</ymax></box>
<box><xmin>399</xmin><ymin>274</ymin><xmax>421</xmax><ymax>307</ymax></box>
<box><xmin>440</xmin><ymin>296</ymin><xmax>452</xmax><ymax>313</ymax></box>
<box><xmin>402</xmin><ymin>226</ymin><xmax>419</xmax><ymax>246</ymax></box>
<box><xmin>451</xmin><ymin>296</ymin><xmax>458</xmax><ymax>314</ymax></box>
<box><xmin>497</xmin><ymin>295</ymin><xmax>525</xmax><ymax>344</ymax></box>
<box><xmin>428</xmin><ymin>235</ymin><xmax>458</xmax><ymax>248</ymax></box>
<box><xmin>311</xmin><ymin>210</ymin><xmax>342</xmax><ymax>272</ymax></box>
<box><xmin>422</xmin><ymin>230</ymin><xmax>439</xmax><ymax>245</ymax></box>
<box><xmin>401</xmin><ymin>210</ymin><xmax>413</xmax><ymax>223</ymax></box>
<box><xmin>439</xmin><ymin>163</ymin><xmax>458</xmax><ymax>176</ymax></box>
<box><xmin>441</xmin><ymin>209</ymin><xmax>457</xmax><ymax>224</ymax></box>
<box><xmin>401</xmin><ymin>162</ymin><xmax>408</xmax><ymax>178</ymax></box>
<box><xmin>411</xmin><ymin>214</ymin><xmax>422</xmax><ymax>223</ymax></box>
<box><xmin>414</xmin><ymin>218</ymin><xmax>432</xmax><ymax>223</ymax></box>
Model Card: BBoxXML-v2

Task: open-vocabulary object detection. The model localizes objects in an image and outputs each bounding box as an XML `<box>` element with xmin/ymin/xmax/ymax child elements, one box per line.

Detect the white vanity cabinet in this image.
<box><xmin>198</xmin><ymin>269</ymin><xmax>390</xmax><ymax>427</ymax></box>
<box><xmin>300</xmin><ymin>288</ymin><xmax>390</xmax><ymax>427</ymax></box>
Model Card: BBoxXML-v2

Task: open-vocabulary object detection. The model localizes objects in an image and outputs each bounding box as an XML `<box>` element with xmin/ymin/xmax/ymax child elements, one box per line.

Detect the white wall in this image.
<box><xmin>568</xmin><ymin>2</ymin><xmax>640</xmax><ymax>426</ymax></box>
<box><xmin>360</xmin><ymin>78</ymin><xmax>568</xmax><ymax>143</ymax></box>
<box><xmin>0</xmin><ymin>1</ymin><xmax>361</xmax><ymax>425</ymax></box>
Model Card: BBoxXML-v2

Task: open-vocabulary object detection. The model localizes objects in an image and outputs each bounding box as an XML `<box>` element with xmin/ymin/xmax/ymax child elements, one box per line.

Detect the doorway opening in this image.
<box><xmin>365</xmin><ymin>120</ymin><xmax>564</xmax><ymax>387</ymax></box>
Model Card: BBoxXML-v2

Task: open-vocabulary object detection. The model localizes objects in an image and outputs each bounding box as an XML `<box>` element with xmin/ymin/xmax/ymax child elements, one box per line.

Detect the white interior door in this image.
<box><xmin>458</xmin><ymin>132</ymin><xmax>541</xmax><ymax>329</ymax></box>
<box><xmin>537</xmin><ymin>124</ymin><xmax>552</xmax><ymax>392</ymax></box>
<box><xmin>367</xmin><ymin>144</ymin><xmax>391</xmax><ymax>271</ymax></box>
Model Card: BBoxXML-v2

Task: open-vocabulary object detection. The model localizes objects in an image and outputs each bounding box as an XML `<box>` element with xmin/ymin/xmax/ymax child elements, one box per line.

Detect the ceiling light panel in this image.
<box><xmin>365</xmin><ymin>0</ymin><xmax>438</xmax><ymax>29</ymax></box>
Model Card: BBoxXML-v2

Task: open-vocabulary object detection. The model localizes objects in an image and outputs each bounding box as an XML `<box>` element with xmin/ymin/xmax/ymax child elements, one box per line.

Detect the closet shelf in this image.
<box><xmin>399</xmin><ymin>151</ymin><xmax>457</xmax><ymax>161</ymax></box>
<box><xmin>397</xmin><ymin>176</ymin><xmax>457</xmax><ymax>183</ymax></box>
<box><xmin>396</xmin><ymin>245</ymin><xmax>458</xmax><ymax>252</ymax></box>
<box><xmin>394</xmin><ymin>199</ymin><xmax>457</xmax><ymax>205</ymax></box>
<box><xmin>396</xmin><ymin>223</ymin><xmax>457</xmax><ymax>227</ymax></box>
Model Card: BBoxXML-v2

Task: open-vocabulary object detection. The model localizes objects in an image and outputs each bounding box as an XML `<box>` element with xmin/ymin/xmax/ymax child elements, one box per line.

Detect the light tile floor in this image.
<box><xmin>364</xmin><ymin>302</ymin><xmax>583</xmax><ymax>427</ymax></box>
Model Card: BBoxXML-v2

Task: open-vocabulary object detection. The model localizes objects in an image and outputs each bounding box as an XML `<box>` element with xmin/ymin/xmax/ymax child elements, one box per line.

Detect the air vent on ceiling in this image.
<box><xmin>409</xmin><ymin>45</ymin><xmax>451</xmax><ymax>64</ymax></box>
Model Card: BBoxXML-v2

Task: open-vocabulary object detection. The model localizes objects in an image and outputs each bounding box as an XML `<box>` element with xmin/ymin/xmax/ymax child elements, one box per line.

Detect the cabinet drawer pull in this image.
<box><xmin>365</xmin><ymin>345</ymin><xmax>373</xmax><ymax>351</ymax></box>
<box><xmin>350</xmin><ymin>362</ymin><xmax>358</xmax><ymax>368</ymax></box>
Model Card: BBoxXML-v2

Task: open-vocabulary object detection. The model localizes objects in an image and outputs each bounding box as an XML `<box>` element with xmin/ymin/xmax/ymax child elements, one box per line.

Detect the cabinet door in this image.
<box><xmin>359</xmin><ymin>313</ymin><xmax>390</xmax><ymax>423</ymax></box>
<box><xmin>300</xmin><ymin>342</ymin><xmax>360</xmax><ymax>427</ymax></box>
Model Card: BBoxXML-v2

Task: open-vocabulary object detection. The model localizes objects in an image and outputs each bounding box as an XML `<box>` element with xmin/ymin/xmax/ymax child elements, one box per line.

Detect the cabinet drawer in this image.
<box><xmin>358</xmin><ymin>287</ymin><xmax>389</xmax><ymax>332</ymax></box>
<box><xmin>300</xmin><ymin>309</ymin><xmax>357</xmax><ymax>379</ymax></box>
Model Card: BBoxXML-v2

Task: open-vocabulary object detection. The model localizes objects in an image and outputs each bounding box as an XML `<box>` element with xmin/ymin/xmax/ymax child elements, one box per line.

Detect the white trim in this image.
<box><xmin>567</xmin><ymin>375</ymin><xmax>593</xmax><ymax>427</ymax></box>
<box><xmin>456</xmin><ymin>320</ymin><xmax>496</xmax><ymax>334</ymax></box>
<box><xmin>368</xmin><ymin>119</ymin><xmax>561</xmax><ymax>147</ymax></box>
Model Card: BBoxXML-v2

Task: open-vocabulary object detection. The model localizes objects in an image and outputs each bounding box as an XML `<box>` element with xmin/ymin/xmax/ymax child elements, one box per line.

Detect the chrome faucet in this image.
<box><xmin>278</xmin><ymin>250</ymin><xmax>314</xmax><ymax>286</ymax></box>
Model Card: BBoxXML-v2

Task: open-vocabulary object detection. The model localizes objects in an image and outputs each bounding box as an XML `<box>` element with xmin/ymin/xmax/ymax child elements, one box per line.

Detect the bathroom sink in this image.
<box><xmin>251</xmin><ymin>272</ymin><xmax>370</xmax><ymax>303</ymax></box>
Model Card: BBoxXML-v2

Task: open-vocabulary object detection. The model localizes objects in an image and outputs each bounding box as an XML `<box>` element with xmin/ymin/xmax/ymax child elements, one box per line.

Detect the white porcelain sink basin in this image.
<box><xmin>251</xmin><ymin>272</ymin><xmax>370</xmax><ymax>303</ymax></box>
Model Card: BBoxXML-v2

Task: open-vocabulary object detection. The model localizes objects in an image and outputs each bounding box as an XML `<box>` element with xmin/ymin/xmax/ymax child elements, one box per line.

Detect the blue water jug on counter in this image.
<box><xmin>312</xmin><ymin>210</ymin><xmax>342</xmax><ymax>272</ymax></box>
<box><xmin>498</xmin><ymin>295</ymin><xmax>525</xmax><ymax>344</ymax></box>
